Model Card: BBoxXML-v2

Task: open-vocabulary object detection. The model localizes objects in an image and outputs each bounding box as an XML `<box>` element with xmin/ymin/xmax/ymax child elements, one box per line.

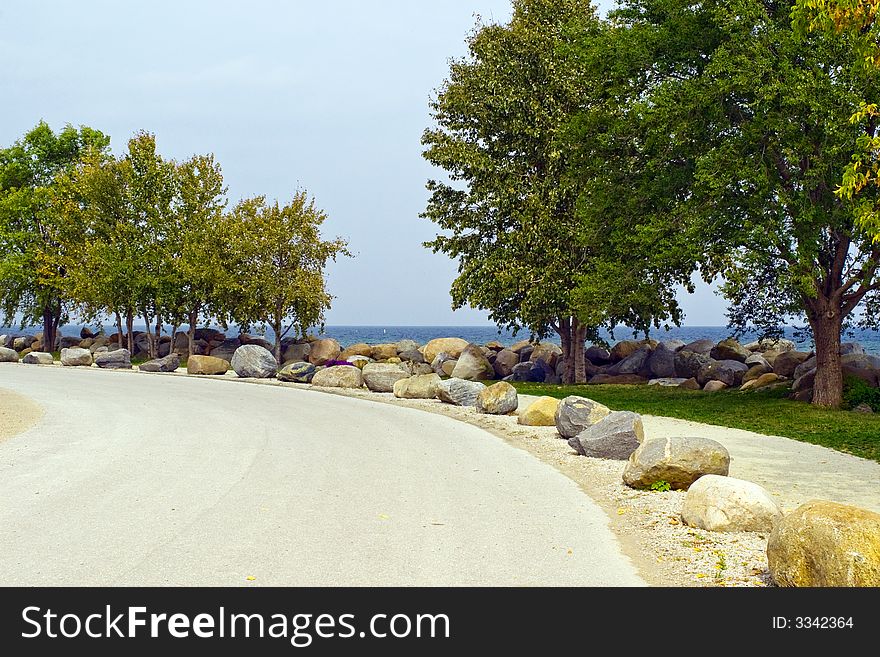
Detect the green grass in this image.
<box><xmin>511</xmin><ymin>382</ymin><xmax>880</xmax><ymax>463</ymax></box>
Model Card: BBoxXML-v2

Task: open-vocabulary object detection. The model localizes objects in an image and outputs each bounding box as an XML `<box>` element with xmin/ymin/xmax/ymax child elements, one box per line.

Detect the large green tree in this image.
<box><xmin>0</xmin><ymin>122</ymin><xmax>109</xmax><ymax>350</ymax></box>
<box><xmin>613</xmin><ymin>0</ymin><xmax>880</xmax><ymax>407</ymax></box>
<box><xmin>226</xmin><ymin>192</ymin><xmax>349</xmax><ymax>362</ymax></box>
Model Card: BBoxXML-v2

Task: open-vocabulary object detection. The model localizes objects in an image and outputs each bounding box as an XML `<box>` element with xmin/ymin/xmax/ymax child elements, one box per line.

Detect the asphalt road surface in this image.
<box><xmin>0</xmin><ymin>365</ymin><xmax>644</xmax><ymax>586</ymax></box>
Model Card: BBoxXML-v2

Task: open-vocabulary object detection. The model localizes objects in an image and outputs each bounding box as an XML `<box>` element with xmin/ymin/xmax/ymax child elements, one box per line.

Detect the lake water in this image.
<box><xmin>5</xmin><ymin>323</ymin><xmax>880</xmax><ymax>355</ymax></box>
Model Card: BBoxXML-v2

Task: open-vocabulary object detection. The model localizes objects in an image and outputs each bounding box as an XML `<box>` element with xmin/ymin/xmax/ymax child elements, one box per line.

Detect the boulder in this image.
<box><xmin>678</xmin><ymin>378</ymin><xmax>701</xmax><ymax>390</ymax></box>
<box><xmin>842</xmin><ymin>353</ymin><xmax>880</xmax><ymax>387</ymax></box>
<box><xmin>231</xmin><ymin>345</ymin><xmax>278</xmax><ymax>379</ymax></box>
<box><xmin>623</xmin><ymin>436</ymin><xmax>730</xmax><ymax>490</ymax></box>
<box><xmin>0</xmin><ymin>346</ymin><xmax>18</xmax><ymax>362</ymax></box>
<box><xmin>744</xmin><ymin>353</ymin><xmax>771</xmax><ymax>369</ymax></box>
<box><xmin>393</xmin><ymin>373</ymin><xmax>442</xmax><ymax>399</ymax></box>
<box><xmin>94</xmin><ymin>348</ymin><xmax>132</xmax><ymax>369</ymax></box>
<box><xmin>208</xmin><ymin>338</ymin><xmax>241</xmax><ymax>362</ymax></box>
<box><xmin>554</xmin><ymin>396</ymin><xmax>612</xmax><ymax>439</ymax></box>
<box><xmin>584</xmin><ymin>345</ymin><xmax>611</xmax><ymax>365</ymax></box>
<box><xmin>748</xmin><ymin>337</ymin><xmax>796</xmax><ymax>353</ymax></box>
<box><xmin>369</xmin><ymin>343</ymin><xmax>399</xmax><ymax>361</ymax></box>
<box><xmin>277</xmin><ymin>361</ymin><xmax>317</xmax><ymax>383</ymax></box>
<box><xmin>308</xmin><ymin>338</ymin><xmax>342</xmax><ymax>365</ymax></box>
<box><xmin>311</xmin><ymin>365</ymin><xmax>363</xmax><ymax>388</ymax></box>
<box><xmin>396</xmin><ymin>339</ymin><xmax>420</xmax><ymax>354</ymax></box>
<box><xmin>282</xmin><ymin>342</ymin><xmax>311</xmax><ymax>364</ymax></box>
<box><xmin>682</xmin><ymin>475</ymin><xmax>782</xmax><ymax>532</ymax></box>
<box><xmin>59</xmin><ymin>336</ymin><xmax>81</xmax><ymax>349</ymax></box>
<box><xmin>60</xmin><ymin>347</ymin><xmax>92</xmax><ymax>367</ymax></box>
<box><xmin>697</xmin><ymin>359</ymin><xmax>748</xmax><ymax>387</ymax></box>
<box><xmin>347</xmin><ymin>355</ymin><xmax>373</xmax><ymax>369</ymax></box>
<box><xmin>681</xmin><ymin>339</ymin><xmax>715</xmax><ymax>355</ymax></box>
<box><xmin>588</xmin><ymin>374</ymin><xmax>648</xmax><ymax>385</ymax></box>
<box><xmin>22</xmin><ymin>351</ymin><xmax>53</xmax><ymax>365</ymax></box>
<box><xmin>648</xmin><ymin>342</ymin><xmax>677</xmax><ymax>378</ymax></box>
<box><xmin>441</xmin><ymin>360</ymin><xmax>457</xmax><ymax>377</ymax></box>
<box><xmin>437</xmin><ymin>378</ymin><xmax>487</xmax><ymax>406</ymax></box>
<box><xmin>423</xmin><ymin>338</ymin><xmax>469</xmax><ymax>365</ymax></box>
<box><xmin>606</xmin><ymin>345</ymin><xmax>652</xmax><ymax>376</ymax></box>
<box><xmin>841</xmin><ymin>342</ymin><xmax>866</xmax><ymax>356</ymax></box>
<box><xmin>339</xmin><ymin>343</ymin><xmax>373</xmax><ymax>360</ymax></box>
<box><xmin>186</xmin><ymin>354</ymin><xmax>228</xmax><ymax>375</ymax></box>
<box><xmin>80</xmin><ymin>326</ymin><xmax>95</xmax><ymax>339</ymax></box>
<box><xmin>509</xmin><ymin>339</ymin><xmax>533</xmax><ymax>354</ymax></box>
<box><xmin>742</xmin><ymin>363</ymin><xmax>770</xmax><ymax>383</ymax></box>
<box><xmin>740</xmin><ymin>372</ymin><xmax>781</xmax><ymax>391</ymax></box>
<box><xmin>403</xmin><ymin>361</ymin><xmax>433</xmax><ymax>376</ymax></box>
<box><xmin>362</xmin><ymin>362</ymin><xmax>409</xmax><ymax>392</ymax></box>
<box><xmin>241</xmin><ymin>335</ymin><xmax>274</xmax><ymax>352</ymax></box>
<box><xmin>702</xmin><ymin>381</ymin><xmax>729</xmax><ymax>393</ymax></box>
<box><xmin>772</xmin><ymin>350</ymin><xmax>812</xmax><ymax>378</ymax></box>
<box><xmin>648</xmin><ymin>378</ymin><xmax>690</xmax><ymax>387</ymax></box>
<box><xmin>12</xmin><ymin>336</ymin><xmax>33</xmax><ymax>352</ymax></box>
<box><xmin>568</xmin><ymin>411</ymin><xmax>644</xmax><ymax>460</ymax></box>
<box><xmin>492</xmin><ymin>348</ymin><xmax>519</xmax><ymax>378</ymax></box>
<box><xmin>529</xmin><ymin>342</ymin><xmax>563</xmax><ymax>368</ymax></box>
<box><xmin>476</xmin><ymin>381</ymin><xmax>519</xmax><ymax>414</ymax></box>
<box><xmin>767</xmin><ymin>500</ymin><xmax>880</xmax><ymax>587</ymax></box>
<box><xmin>430</xmin><ymin>352</ymin><xmax>453</xmax><ymax>375</ymax></box>
<box><xmin>451</xmin><ymin>343</ymin><xmax>494</xmax><ymax>381</ymax></box>
<box><xmin>398</xmin><ymin>349</ymin><xmax>425</xmax><ymax>364</ymax></box>
<box><xmin>139</xmin><ymin>353</ymin><xmax>181</xmax><ymax>373</ymax></box>
<box><xmin>510</xmin><ymin>361</ymin><xmax>539</xmax><ymax>382</ymax></box>
<box><xmin>518</xmin><ymin>396</ymin><xmax>560</xmax><ymax>426</ymax></box>
<box><xmin>609</xmin><ymin>340</ymin><xmax>641</xmax><ymax>362</ymax></box>
<box><xmin>710</xmin><ymin>338</ymin><xmax>750</xmax><ymax>362</ymax></box>
<box><xmin>194</xmin><ymin>328</ymin><xmax>225</xmax><ymax>343</ymax></box>
<box><xmin>792</xmin><ymin>356</ymin><xmax>817</xmax><ymax>381</ymax></box>
<box><xmin>791</xmin><ymin>369</ymin><xmax>816</xmax><ymax>393</ymax></box>
<box><xmin>674</xmin><ymin>350</ymin><xmax>713</xmax><ymax>379</ymax></box>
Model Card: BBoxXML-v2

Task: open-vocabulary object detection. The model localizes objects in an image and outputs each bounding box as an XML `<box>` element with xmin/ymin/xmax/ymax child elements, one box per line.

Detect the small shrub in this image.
<box><xmin>649</xmin><ymin>480</ymin><xmax>671</xmax><ymax>492</ymax></box>
<box><xmin>842</xmin><ymin>375</ymin><xmax>880</xmax><ymax>412</ymax></box>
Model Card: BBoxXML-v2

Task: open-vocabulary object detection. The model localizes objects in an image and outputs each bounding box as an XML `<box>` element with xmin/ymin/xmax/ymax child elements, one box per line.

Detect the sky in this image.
<box><xmin>0</xmin><ymin>0</ymin><xmax>728</xmax><ymax>327</ymax></box>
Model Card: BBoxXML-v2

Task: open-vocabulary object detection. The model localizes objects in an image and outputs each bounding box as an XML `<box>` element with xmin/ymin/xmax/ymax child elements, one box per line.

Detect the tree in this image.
<box><xmin>422</xmin><ymin>0</ymin><xmax>687</xmax><ymax>383</ymax></box>
<box><xmin>226</xmin><ymin>193</ymin><xmax>349</xmax><ymax>362</ymax></box>
<box><xmin>615</xmin><ymin>0</ymin><xmax>880</xmax><ymax>407</ymax></box>
<box><xmin>794</xmin><ymin>1</ymin><xmax>880</xmax><ymax>239</ymax></box>
<box><xmin>0</xmin><ymin>122</ymin><xmax>109</xmax><ymax>350</ymax></box>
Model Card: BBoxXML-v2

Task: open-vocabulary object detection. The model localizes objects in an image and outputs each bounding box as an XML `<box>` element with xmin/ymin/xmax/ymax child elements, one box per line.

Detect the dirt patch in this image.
<box><xmin>0</xmin><ymin>385</ymin><xmax>43</xmax><ymax>441</ymax></box>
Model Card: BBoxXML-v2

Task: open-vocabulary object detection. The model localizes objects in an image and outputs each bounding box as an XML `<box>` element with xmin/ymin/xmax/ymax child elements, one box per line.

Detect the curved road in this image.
<box><xmin>0</xmin><ymin>365</ymin><xmax>644</xmax><ymax>586</ymax></box>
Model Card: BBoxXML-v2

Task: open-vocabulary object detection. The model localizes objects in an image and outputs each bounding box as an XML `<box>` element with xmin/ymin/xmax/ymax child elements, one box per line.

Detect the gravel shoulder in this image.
<box><xmin>0</xmin><ymin>385</ymin><xmax>43</xmax><ymax>441</ymax></box>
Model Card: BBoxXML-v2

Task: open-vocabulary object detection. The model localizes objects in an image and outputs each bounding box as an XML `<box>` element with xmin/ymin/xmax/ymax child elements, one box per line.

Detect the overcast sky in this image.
<box><xmin>0</xmin><ymin>0</ymin><xmax>727</xmax><ymax>326</ymax></box>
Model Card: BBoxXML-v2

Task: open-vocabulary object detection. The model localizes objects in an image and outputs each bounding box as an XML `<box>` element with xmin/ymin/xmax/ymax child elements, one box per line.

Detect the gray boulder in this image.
<box><xmin>648</xmin><ymin>377</ymin><xmax>690</xmax><ymax>387</ymax></box>
<box><xmin>674</xmin><ymin>350</ymin><xmax>713</xmax><ymax>379</ymax></box>
<box><xmin>648</xmin><ymin>342</ymin><xmax>677</xmax><ymax>378</ymax></box>
<box><xmin>773</xmin><ymin>350</ymin><xmax>812</xmax><ymax>378</ymax></box>
<box><xmin>606</xmin><ymin>344</ymin><xmax>653</xmax><ymax>376</ymax></box>
<box><xmin>450</xmin><ymin>343</ymin><xmax>494</xmax><ymax>381</ymax></box>
<box><xmin>682</xmin><ymin>339</ymin><xmax>714</xmax><ymax>355</ymax></box>
<box><xmin>13</xmin><ymin>336</ymin><xmax>33</xmax><ymax>351</ymax></box>
<box><xmin>396</xmin><ymin>339</ymin><xmax>421</xmax><ymax>354</ymax></box>
<box><xmin>697</xmin><ymin>359</ymin><xmax>749</xmax><ymax>387</ymax></box>
<box><xmin>437</xmin><ymin>378</ymin><xmax>487</xmax><ymax>406</ymax></box>
<box><xmin>842</xmin><ymin>353</ymin><xmax>880</xmax><ymax>387</ymax></box>
<box><xmin>231</xmin><ymin>344</ymin><xmax>278</xmax><ymax>378</ymax></box>
<box><xmin>210</xmin><ymin>338</ymin><xmax>242</xmax><ymax>363</ymax></box>
<box><xmin>95</xmin><ymin>349</ymin><xmax>132</xmax><ymax>369</ymax></box>
<box><xmin>60</xmin><ymin>347</ymin><xmax>92</xmax><ymax>367</ymax></box>
<box><xmin>554</xmin><ymin>396</ymin><xmax>612</xmax><ymax>439</ymax></box>
<box><xmin>362</xmin><ymin>362</ymin><xmax>409</xmax><ymax>392</ymax></box>
<box><xmin>744</xmin><ymin>353</ymin><xmax>771</xmax><ymax>369</ymax></box>
<box><xmin>139</xmin><ymin>353</ymin><xmax>181</xmax><ymax>372</ymax></box>
<box><xmin>277</xmin><ymin>361</ymin><xmax>317</xmax><ymax>383</ymax></box>
<box><xmin>398</xmin><ymin>349</ymin><xmax>425</xmax><ymax>364</ymax></box>
<box><xmin>282</xmin><ymin>342</ymin><xmax>311</xmax><ymax>364</ymax></box>
<box><xmin>22</xmin><ymin>351</ymin><xmax>53</xmax><ymax>365</ymax></box>
<box><xmin>568</xmin><ymin>411</ymin><xmax>644</xmax><ymax>460</ymax></box>
<box><xmin>431</xmin><ymin>352</ymin><xmax>453</xmax><ymax>375</ymax></box>
<box><xmin>584</xmin><ymin>346</ymin><xmax>611</xmax><ymax>365</ymax></box>
<box><xmin>841</xmin><ymin>342</ymin><xmax>865</xmax><ymax>356</ymax></box>
<box><xmin>623</xmin><ymin>436</ymin><xmax>731</xmax><ymax>490</ymax></box>
<box><xmin>0</xmin><ymin>346</ymin><xmax>19</xmax><ymax>362</ymax></box>
<box><xmin>492</xmin><ymin>348</ymin><xmax>519</xmax><ymax>378</ymax></box>
<box><xmin>793</xmin><ymin>356</ymin><xmax>817</xmax><ymax>381</ymax></box>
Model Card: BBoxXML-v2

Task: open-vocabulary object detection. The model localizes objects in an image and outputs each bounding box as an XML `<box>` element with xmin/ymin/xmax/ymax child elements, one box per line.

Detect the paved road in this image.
<box><xmin>0</xmin><ymin>365</ymin><xmax>644</xmax><ymax>586</ymax></box>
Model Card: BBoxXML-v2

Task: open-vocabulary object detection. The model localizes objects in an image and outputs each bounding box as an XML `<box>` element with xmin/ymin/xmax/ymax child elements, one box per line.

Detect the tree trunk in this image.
<box><xmin>142</xmin><ymin>310</ymin><xmax>155</xmax><ymax>359</ymax></box>
<box><xmin>809</xmin><ymin>309</ymin><xmax>843</xmax><ymax>408</ymax></box>
<box><xmin>42</xmin><ymin>305</ymin><xmax>56</xmax><ymax>354</ymax></box>
<box><xmin>557</xmin><ymin>317</ymin><xmax>573</xmax><ymax>384</ymax></box>
<box><xmin>170</xmin><ymin>323</ymin><xmax>179</xmax><ymax>358</ymax></box>
<box><xmin>572</xmin><ymin>319</ymin><xmax>587</xmax><ymax>384</ymax></box>
<box><xmin>273</xmin><ymin>322</ymin><xmax>283</xmax><ymax>364</ymax></box>
<box><xmin>115</xmin><ymin>312</ymin><xmax>124</xmax><ymax>349</ymax></box>
<box><xmin>187</xmin><ymin>308</ymin><xmax>200</xmax><ymax>357</ymax></box>
<box><xmin>154</xmin><ymin>313</ymin><xmax>162</xmax><ymax>359</ymax></box>
<box><xmin>125</xmin><ymin>310</ymin><xmax>134</xmax><ymax>354</ymax></box>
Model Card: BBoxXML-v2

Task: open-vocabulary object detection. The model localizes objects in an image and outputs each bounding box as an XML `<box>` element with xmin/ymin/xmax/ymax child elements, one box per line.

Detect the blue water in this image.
<box><xmin>5</xmin><ymin>323</ymin><xmax>878</xmax><ymax>355</ymax></box>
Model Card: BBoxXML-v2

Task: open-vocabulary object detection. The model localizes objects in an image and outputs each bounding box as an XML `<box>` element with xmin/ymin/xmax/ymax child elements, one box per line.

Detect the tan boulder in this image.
<box><xmin>423</xmin><ymin>338</ymin><xmax>469</xmax><ymax>365</ymax></box>
<box><xmin>518</xmin><ymin>396</ymin><xmax>560</xmax><ymax>426</ymax></box>
<box><xmin>340</xmin><ymin>343</ymin><xmax>373</xmax><ymax>360</ymax></box>
<box><xmin>311</xmin><ymin>365</ymin><xmax>363</xmax><ymax>389</ymax></box>
<box><xmin>369</xmin><ymin>343</ymin><xmax>399</xmax><ymax>361</ymax></box>
<box><xmin>393</xmin><ymin>373</ymin><xmax>442</xmax><ymax>399</ymax></box>
<box><xmin>476</xmin><ymin>382</ymin><xmax>519</xmax><ymax>415</ymax></box>
<box><xmin>740</xmin><ymin>372</ymin><xmax>782</xmax><ymax>391</ymax></box>
<box><xmin>768</xmin><ymin>500</ymin><xmax>880</xmax><ymax>587</ymax></box>
<box><xmin>308</xmin><ymin>338</ymin><xmax>342</xmax><ymax>365</ymax></box>
<box><xmin>187</xmin><ymin>355</ymin><xmax>229</xmax><ymax>375</ymax></box>
<box><xmin>441</xmin><ymin>360</ymin><xmax>457</xmax><ymax>377</ymax></box>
